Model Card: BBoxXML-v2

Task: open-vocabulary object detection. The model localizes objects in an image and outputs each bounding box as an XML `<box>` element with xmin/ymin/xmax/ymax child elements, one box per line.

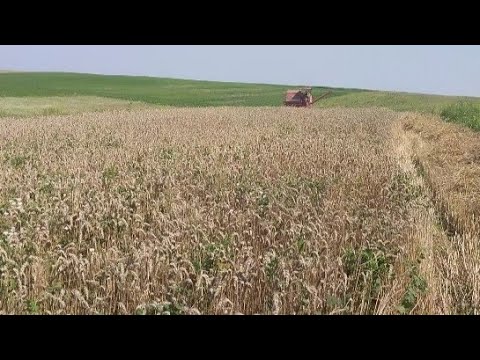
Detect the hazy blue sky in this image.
<box><xmin>1</xmin><ymin>45</ymin><xmax>479</xmax><ymax>96</ymax></box>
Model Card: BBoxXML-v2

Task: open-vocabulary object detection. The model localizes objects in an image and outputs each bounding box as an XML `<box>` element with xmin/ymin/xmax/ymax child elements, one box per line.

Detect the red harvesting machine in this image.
<box><xmin>283</xmin><ymin>87</ymin><xmax>331</xmax><ymax>107</ymax></box>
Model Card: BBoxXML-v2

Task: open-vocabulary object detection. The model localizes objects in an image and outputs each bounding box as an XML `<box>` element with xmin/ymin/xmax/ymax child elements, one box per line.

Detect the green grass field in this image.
<box><xmin>440</xmin><ymin>101</ymin><xmax>480</xmax><ymax>131</ymax></box>
<box><xmin>1</xmin><ymin>71</ymin><xmax>479</xmax><ymax>130</ymax></box>
<box><xmin>0</xmin><ymin>72</ymin><xmax>361</xmax><ymax>107</ymax></box>
<box><xmin>317</xmin><ymin>91</ymin><xmax>480</xmax><ymax>113</ymax></box>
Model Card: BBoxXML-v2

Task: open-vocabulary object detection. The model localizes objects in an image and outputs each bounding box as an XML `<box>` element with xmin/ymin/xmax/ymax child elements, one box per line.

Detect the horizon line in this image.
<box><xmin>1</xmin><ymin>69</ymin><xmax>479</xmax><ymax>99</ymax></box>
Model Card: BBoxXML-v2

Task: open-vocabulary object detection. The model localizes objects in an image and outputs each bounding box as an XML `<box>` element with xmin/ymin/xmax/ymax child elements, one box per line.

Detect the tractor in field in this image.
<box><xmin>283</xmin><ymin>87</ymin><xmax>331</xmax><ymax>107</ymax></box>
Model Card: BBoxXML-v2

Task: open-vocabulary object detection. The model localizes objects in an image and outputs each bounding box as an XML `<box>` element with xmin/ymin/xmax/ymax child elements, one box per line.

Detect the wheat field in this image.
<box><xmin>0</xmin><ymin>107</ymin><xmax>478</xmax><ymax>314</ymax></box>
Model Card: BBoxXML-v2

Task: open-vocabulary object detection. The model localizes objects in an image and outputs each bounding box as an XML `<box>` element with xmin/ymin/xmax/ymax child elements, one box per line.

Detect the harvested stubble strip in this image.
<box><xmin>402</xmin><ymin>113</ymin><xmax>480</xmax><ymax>314</ymax></box>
